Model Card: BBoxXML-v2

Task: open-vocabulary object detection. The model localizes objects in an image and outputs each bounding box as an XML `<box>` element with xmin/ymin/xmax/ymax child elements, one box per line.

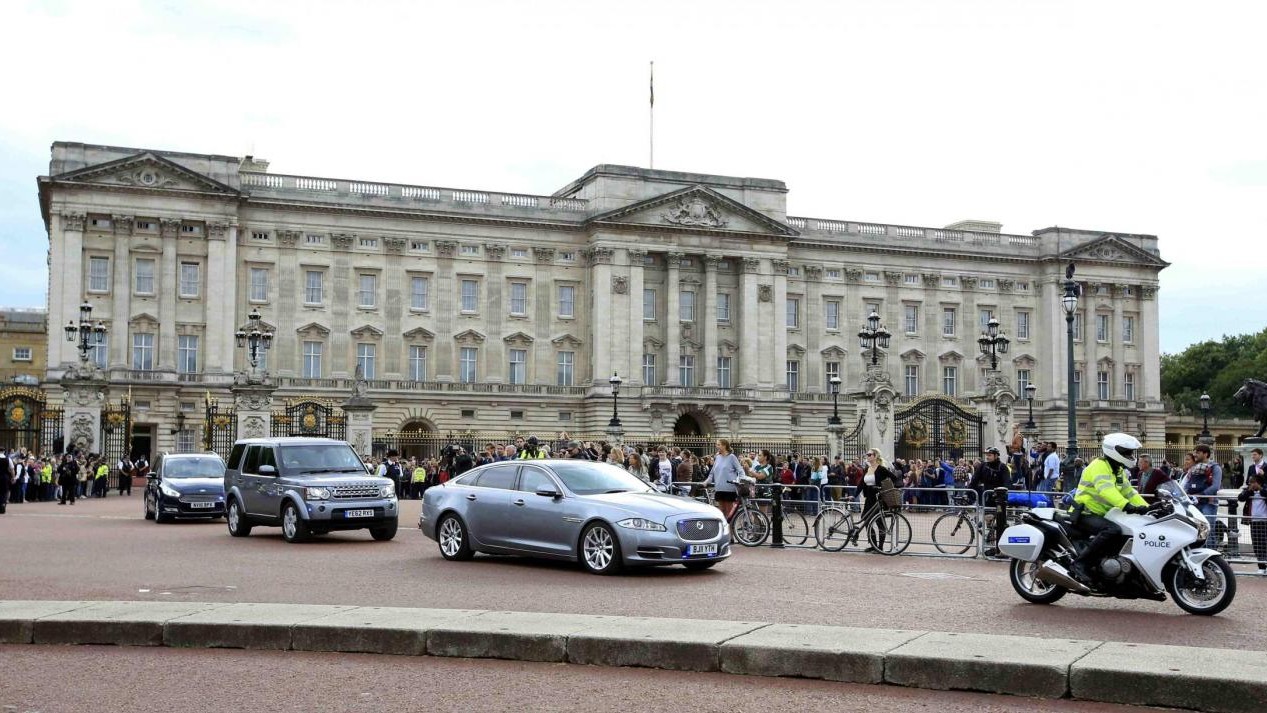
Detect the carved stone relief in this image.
<box><xmin>758</xmin><ymin>285</ymin><xmax>773</xmax><ymax>302</ymax></box>
<box><xmin>332</xmin><ymin>233</ymin><xmax>356</xmax><ymax>250</ymax></box>
<box><xmin>844</xmin><ymin>268</ymin><xmax>863</xmax><ymax>283</ymax></box>
<box><xmin>921</xmin><ymin>273</ymin><xmax>940</xmax><ymax>288</ymax></box>
<box><xmin>70</xmin><ymin>413</ymin><xmax>96</xmax><ymax>453</ymax></box>
<box><xmin>612</xmin><ymin>275</ymin><xmax>629</xmax><ymax>294</ymax></box>
<box><xmin>207</xmin><ymin>223</ymin><xmax>229</xmax><ymax>241</ymax></box>
<box><xmin>742</xmin><ymin>257</ymin><xmax>761</xmax><ymax>274</ymax></box>
<box><xmin>435</xmin><ymin>240</ymin><xmax>459</xmax><ymax>258</ymax></box>
<box><xmin>482</xmin><ymin>243</ymin><xmax>506</xmax><ymax>261</ymax></box>
<box><xmin>160</xmin><ymin>218</ymin><xmax>182</xmax><ymax>238</ymax></box>
<box><xmin>278</xmin><ymin>230</ymin><xmax>301</xmax><ymax>248</ymax></box>
<box><xmin>61</xmin><ymin>213</ymin><xmax>86</xmax><ymax>232</ymax></box>
<box><xmin>532</xmin><ymin>246</ymin><xmax>555</xmax><ymax>263</ymax></box>
<box><xmin>883</xmin><ymin>271</ymin><xmax>903</xmax><ymax>286</ymax></box>
<box><xmin>242</xmin><ymin>415</ymin><xmax>266</xmax><ymax>439</ymax></box>
<box><xmin>661</xmin><ymin>196</ymin><xmax>727</xmax><ymax>227</ymax></box>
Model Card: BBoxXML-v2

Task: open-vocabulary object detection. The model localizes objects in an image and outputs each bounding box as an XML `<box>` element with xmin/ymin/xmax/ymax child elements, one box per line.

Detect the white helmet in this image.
<box><xmin>1101</xmin><ymin>432</ymin><xmax>1141</xmax><ymax>469</ymax></box>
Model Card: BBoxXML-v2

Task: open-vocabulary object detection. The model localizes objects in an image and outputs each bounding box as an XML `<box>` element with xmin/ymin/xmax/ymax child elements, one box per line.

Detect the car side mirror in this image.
<box><xmin>258</xmin><ymin>465</ymin><xmax>277</xmax><ymax>476</ymax></box>
<box><xmin>536</xmin><ymin>486</ymin><xmax>561</xmax><ymax>499</ymax></box>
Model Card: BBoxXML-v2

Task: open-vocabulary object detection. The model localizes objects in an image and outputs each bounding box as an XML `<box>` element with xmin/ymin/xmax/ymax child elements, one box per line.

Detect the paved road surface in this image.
<box><xmin>0</xmin><ymin>645</ymin><xmax>1171</xmax><ymax>713</ymax></box>
<box><xmin>3</xmin><ymin>497</ymin><xmax>1263</xmax><ymax>650</ymax></box>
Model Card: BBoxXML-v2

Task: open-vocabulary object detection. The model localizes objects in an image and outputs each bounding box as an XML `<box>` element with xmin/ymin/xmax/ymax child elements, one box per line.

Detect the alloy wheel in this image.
<box><xmin>583</xmin><ymin>526</ymin><xmax>614</xmax><ymax>571</ymax></box>
<box><xmin>440</xmin><ymin>518</ymin><xmax>463</xmax><ymax>557</ymax></box>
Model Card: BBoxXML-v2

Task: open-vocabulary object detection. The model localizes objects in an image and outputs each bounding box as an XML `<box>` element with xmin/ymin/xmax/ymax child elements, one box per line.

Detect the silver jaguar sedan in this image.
<box><xmin>420</xmin><ymin>459</ymin><xmax>730</xmax><ymax>574</ymax></box>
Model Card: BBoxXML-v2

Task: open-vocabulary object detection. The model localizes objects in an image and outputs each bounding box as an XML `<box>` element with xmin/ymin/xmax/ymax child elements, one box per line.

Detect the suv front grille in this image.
<box><xmin>677</xmin><ymin>519</ymin><xmax>721</xmax><ymax>541</ymax></box>
<box><xmin>333</xmin><ymin>486</ymin><xmax>381</xmax><ymax>499</ymax></box>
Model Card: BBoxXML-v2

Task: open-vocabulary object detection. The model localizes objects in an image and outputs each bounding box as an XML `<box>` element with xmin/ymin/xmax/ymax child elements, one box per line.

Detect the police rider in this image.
<box><xmin>1070</xmin><ymin>432</ymin><xmax>1150</xmax><ymax>582</ymax></box>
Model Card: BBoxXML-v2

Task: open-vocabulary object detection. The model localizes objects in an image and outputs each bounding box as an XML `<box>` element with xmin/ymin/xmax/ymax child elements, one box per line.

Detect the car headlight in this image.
<box><xmin>159</xmin><ymin>482</ymin><xmax>181</xmax><ymax>498</ymax></box>
<box><xmin>380</xmin><ymin>484</ymin><xmax>396</xmax><ymax>499</ymax></box>
<box><xmin>617</xmin><ymin>517</ymin><xmax>666</xmax><ymax>532</ymax></box>
<box><xmin>305</xmin><ymin>487</ymin><xmax>332</xmax><ymax>501</ymax></box>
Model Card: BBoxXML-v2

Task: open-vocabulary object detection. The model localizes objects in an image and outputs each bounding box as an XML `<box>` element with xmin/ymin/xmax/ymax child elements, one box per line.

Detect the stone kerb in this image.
<box><xmin>721</xmin><ymin>623</ymin><xmax>923</xmax><ymax>683</ymax></box>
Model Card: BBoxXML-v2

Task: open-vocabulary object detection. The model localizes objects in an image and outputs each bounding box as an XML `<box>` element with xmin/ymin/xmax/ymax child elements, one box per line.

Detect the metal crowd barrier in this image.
<box><xmin>1189</xmin><ymin>493</ymin><xmax>1267</xmax><ymax>576</ymax></box>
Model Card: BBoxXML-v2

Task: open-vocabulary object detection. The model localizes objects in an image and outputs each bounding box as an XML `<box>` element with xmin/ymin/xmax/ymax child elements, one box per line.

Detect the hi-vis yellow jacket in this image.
<box><xmin>1073</xmin><ymin>457</ymin><xmax>1147</xmax><ymax>516</ymax></box>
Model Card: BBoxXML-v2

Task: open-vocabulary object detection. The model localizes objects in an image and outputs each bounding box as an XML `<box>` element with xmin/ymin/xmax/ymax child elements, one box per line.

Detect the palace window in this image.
<box><xmin>679</xmin><ymin>290</ymin><xmax>695</xmax><ymax>321</ymax></box>
<box><xmin>459</xmin><ymin>347</ymin><xmax>477</xmax><ymax>383</ymax></box>
<box><xmin>132</xmin><ymin>333</ymin><xmax>154</xmax><ymax>371</ymax></box>
<box><xmin>1123</xmin><ymin>315</ymin><xmax>1135</xmax><ymax>343</ymax></box>
<box><xmin>1017</xmin><ymin>368</ymin><xmax>1031</xmax><ymax>394</ymax></box>
<box><xmin>1016</xmin><ymin>310</ymin><xmax>1031</xmax><ymax>340</ymax></box>
<box><xmin>642</xmin><ymin>353</ymin><xmax>656</xmax><ymax>385</ymax></box>
<box><xmin>305</xmin><ymin>271</ymin><xmax>324</xmax><ymax>305</ymax></box>
<box><xmin>904</xmin><ymin>304</ymin><xmax>919</xmax><ymax>334</ymax></box>
<box><xmin>786</xmin><ymin>298</ymin><xmax>800</xmax><ymax>328</ymax></box>
<box><xmin>942</xmin><ymin>366</ymin><xmax>958</xmax><ymax>396</ymax></box>
<box><xmin>717</xmin><ymin>356</ymin><xmax>732</xmax><ymax>388</ymax></box>
<box><xmin>1125</xmin><ymin>372</ymin><xmax>1136</xmax><ymax>401</ymax></box>
<box><xmin>786</xmin><ymin>360</ymin><xmax>799</xmax><ymax>392</ymax></box>
<box><xmin>357</xmin><ymin>274</ymin><xmax>377</xmax><ymax>309</ymax></box>
<box><xmin>509</xmin><ymin>282</ymin><xmax>527</xmax><ymax>316</ymax></box>
<box><xmin>559</xmin><ymin>285</ymin><xmax>575</xmax><ymax>318</ymax></box>
<box><xmin>357</xmin><ymin>343</ymin><xmax>376</xmax><ymax>379</ymax></box>
<box><xmin>179</xmin><ymin>263</ymin><xmax>200</xmax><ymax>298</ymax></box>
<box><xmin>942</xmin><ymin>307</ymin><xmax>956</xmax><ymax>336</ymax></box>
<box><xmin>12</xmin><ymin>347</ymin><xmax>31</xmax><ymax>361</ymax></box>
<box><xmin>248</xmin><ymin>267</ymin><xmax>268</xmax><ymax>302</ymax></box>
<box><xmin>825</xmin><ymin>361</ymin><xmax>840</xmax><ymax>389</ymax></box>
<box><xmin>508</xmin><ymin>349</ymin><xmax>526</xmax><ymax>385</ymax></box>
<box><xmin>177</xmin><ymin>335</ymin><xmax>198</xmax><ymax>374</ymax></box>
<box><xmin>409</xmin><ymin>345</ymin><xmax>427</xmax><ymax>381</ymax></box>
<box><xmin>411</xmin><ymin>276</ymin><xmax>430</xmax><ymax>311</ymax></box>
<box><xmin>679</xmin><ymin>354</ymin><xmax>696</xmax><ymax>387</ymax></box>
<box><xmin>717</xmin><ymin>293</ymin><xmax>731</xmax><ymax>322</ymax></box>
<box><xmin>460</xmin><ymin>280</ymin><xmax>478</xmax><ymax>312</ymax></box>
<box><xmin>825</xmin><ymin>300</ymin><xmax>840</xmax><ymax>330</ymax></box>
<box><xmin>302</xmin><ymin>341</ymin><xmax>322</xmax><ymax>378</ymax></box>
<box><xmin>905</xmin><ymin>365</ymin><xmax>919</xmax><ymax>396</ymax></box>
<box><xmin>89</xmin><ymin>335</ymin><xmax>108</xmax><ymax>368</ymax></box>
<box><xmin>88</xmin><ymin>257</ymin><xmax>110</xmax><ymax>293</ymax></box>
<box><xmin>1097</xmin><ymin>371</ymin><xmax>1110</xmax><ymax>400</ymax></box>
<box><xmin>1096</xmin><ymin>314</ymin><xmax>1110</xmax><ymax>342</ymax></box>
<box><xmin>557</xmin><ymin>351</ymin><xmax>574</xmax><ymax>386</ymax></box>
<box><xmin>135</xmin><ymin>259</ymin><xmax>156</xmax><ymax>295</ymax></box>
<box><xmin>643</xmin><ymin>289</ymin><xmax>656</xmax><ymax>321</ymax></box>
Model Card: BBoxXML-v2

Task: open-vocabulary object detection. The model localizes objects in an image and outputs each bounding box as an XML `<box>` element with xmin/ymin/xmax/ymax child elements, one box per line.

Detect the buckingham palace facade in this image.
<box><xmin>37</xmin><ymin>141</ymin><xmax>1168</xmax><ymax>456</ymax></box>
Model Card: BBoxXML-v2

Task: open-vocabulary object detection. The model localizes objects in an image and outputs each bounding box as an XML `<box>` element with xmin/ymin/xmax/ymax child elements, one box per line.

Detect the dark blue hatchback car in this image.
<box><xmin>144</xmin><ymin>453</ymin><xmax>227</xmax><ymax>523</ymax></box>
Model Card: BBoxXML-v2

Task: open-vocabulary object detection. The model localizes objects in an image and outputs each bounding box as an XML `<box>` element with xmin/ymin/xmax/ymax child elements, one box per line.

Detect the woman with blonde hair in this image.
<box><xmin>705</xmin><ymin>438</ymin><xmax>744</xmax><ymax>520</ymax></box>
<box><xmin>850</xmin><ymin>448</ymin><xmax>898</xmax><ymax>552</ymax></box>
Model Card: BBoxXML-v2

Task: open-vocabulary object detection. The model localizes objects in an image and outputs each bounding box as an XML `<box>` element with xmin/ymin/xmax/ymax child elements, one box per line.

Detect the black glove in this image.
<box><xmin>1124</xmin><ymin>504</ymin><xmax>1149</xmax><ymax>515</ymax></box>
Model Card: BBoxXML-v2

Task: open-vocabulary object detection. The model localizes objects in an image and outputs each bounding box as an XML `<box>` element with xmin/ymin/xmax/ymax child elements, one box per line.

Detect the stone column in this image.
<box><xmin>773</xmin><ymin>259</ymin><xmax>789</xmax><ymax>389</ymax></box>
<box><xmin>484</xmin><ymin>243</ymin><xmax>508</xmax><ymax>383</ymax></box>
<box><xmin>342</xmin><ymin>394</ymin><xmax>378</xmax><ymax>456</ymax></box>
<box><xmin>434</xmin><ymin>240</ymin><xmax>459</xmax><ymax>381</ymax></box>
<box><xmin>158</xmin><ymin>219</ymin><xmax>180</xmax><ymax>370</ymax></box>
<box><xmin>804</xmin><ymin>265</ymin><xmax>824</xmax><ymax>392</ymax></box>
<box><xmin>275</xmin><ymin>230</ymin><xmax>302</xmax><ymax>376</ymax></box>
<box><xmin>664</xmin><ymin>252</ymin><xmax>682</xmax><ymax>386</ymax></box>
<box><xmin>205</xmin><ymin>223</ymin><xmax>236</xmax><ymax>374</ymax></box>
<box><xmin>110</xmin><ymin>216</ymin><xmax>133</xmax><ymax>368</ymax></box>
<box><xmin>739</xmin><ymin>257</ymin><xmax>761</xmax><ymax>388</ymax></box>
<box><xmin>626</xmin><ymin>249</ymin><xmax>646</xmax><ymax>384</ymax></box>
<box><xmin>857</xmin><ymin>369</ymin><xmax>896</xmax><ymax>462</ymax></box>
<box><xmin>51</xmin><ymin>213</ymin><xmax>86</xmax><ymax>368</ymax></box>
<box><xmin>1041</xmin><ymin>277</ymin><xmax>1065</xmax><ymax>403</ymax></box>
<box><xmin>587</xmin><ymin>246</ymin><xmax>614</xmax><ymax>385</ymax></box>
<box><xmin>532</xmin><ymin>246</ymin><xmax>556</xmax><ymax>384</ymax></box>
<box><xmin>974</xmin><ymin>376</ymin><xmax>1017</xmax><ymax>455</ymax></box>
<box><xmin>233</xmin><ymin>382</ymin><xmax>278</xmax><ymax>441</ymax></box>
<box><xmin>1139</xmin><ymin>285</ymin><xmax>1160</xmax><ymax>400</ymax></box>
<box><xmin>62</xmin><ymin>372</ymin><xmax>107</xmax><ymax>456</ymax></box>
<box><xmin>959</xmin><ymin>276</ymin><xmax>979</xmax><ymax>394</ymax></box>
<box><xmin>702</xmin><ymin>255</ymin><xmax>720</xmax><ymax>387</ymax></box>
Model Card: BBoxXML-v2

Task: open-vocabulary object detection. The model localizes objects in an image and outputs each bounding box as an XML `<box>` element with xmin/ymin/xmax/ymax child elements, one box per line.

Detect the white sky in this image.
<box><xmin>1</xmin><ymin>0</ymin><xmax>1263</xmax><ymax>354</ymax></box>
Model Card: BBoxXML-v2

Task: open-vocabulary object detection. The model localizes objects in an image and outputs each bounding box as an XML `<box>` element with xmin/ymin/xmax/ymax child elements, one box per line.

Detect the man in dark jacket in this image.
<box><xmin>452</xmin><ymin>447</ymin><xmax>475</xmax><ymax>477</ymax></box>
<box><xmin>969</xmin><ymin>447</ymin><xmax>1010</xmax><ymax>505</ymax></box>
<box><xmin>57</xmin><ymin>454</ymin><xmax>80</xmax><ymax>505</ymax></box>
<box><xmin>0</xmin><ymin>449</ymin><xmax>10</xmax><ymax>514</ymax></box>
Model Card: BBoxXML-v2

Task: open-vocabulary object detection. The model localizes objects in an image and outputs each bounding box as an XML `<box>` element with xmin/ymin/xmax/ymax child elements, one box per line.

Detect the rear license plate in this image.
<box><xmin>189</xmin><ymin>502</ymin><xmax>216</xmax><ymax>509</ymax></box>
<box><xmin>345</xmin><ymin>509</ymin><xmax>374</xmax><ymax>518</ymax></box>
<box><xmin>686</xmin><ymin>544</ymin><xmax>718</xmax><ymax>556</ymax></box>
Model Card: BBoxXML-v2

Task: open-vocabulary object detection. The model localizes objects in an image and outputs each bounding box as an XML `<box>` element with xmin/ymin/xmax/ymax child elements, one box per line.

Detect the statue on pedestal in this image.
<box><xmin>1233</xmin><ymin>378</ymin><xmax>1267</xmax><ymax>438</ymax></box>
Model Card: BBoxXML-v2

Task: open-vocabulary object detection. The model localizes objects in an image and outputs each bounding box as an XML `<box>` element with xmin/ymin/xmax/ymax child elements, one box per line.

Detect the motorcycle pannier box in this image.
<box><xmin>998</xmin><ymin>523</ymin><xmax>1045</xmax><ymax>561</ymax></box>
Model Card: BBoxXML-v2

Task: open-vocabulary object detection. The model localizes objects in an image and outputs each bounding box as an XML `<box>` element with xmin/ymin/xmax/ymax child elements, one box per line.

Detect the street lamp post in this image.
<box><xmin>1061</xmin><ymin>263</ymin><xmax>1081</xmax><ymax>465</ymax></box>
<box><xmin>64</xmin><ymin>301</ymin><xmax>107</xmax><ymax>363</ymax></box>
<box><xmin>608</xmin><ymin>372</ymin><xmax>623</xmax><ymax>428</ymax></box>
<box><xmin>829</xmin><ymin>375</ymin><xmax>842</xmax><ymax>425</ymax></box>
<box><xmin>1024</xmin><ymin>383</ymin><xmax>1037</xmax><ymax>431</ymax></box>
<box><xmin>1199</xmin><ymin>392</ymin><xmax>1212</xmax><ymax>442</ymax></box>
<box><xmin>977</xmin><ymin>317</ymin><xmax>1010</xmax><ymax>370</ymax></box>
<box><xmin>857</xmin><ymin>311</ymin><xmax>891</xmax><ymax>366</ymax></box>
<box><xmin>234</xmin><ymin>308</ymin><xmax>274</xmax><ymax>373</ymax></box>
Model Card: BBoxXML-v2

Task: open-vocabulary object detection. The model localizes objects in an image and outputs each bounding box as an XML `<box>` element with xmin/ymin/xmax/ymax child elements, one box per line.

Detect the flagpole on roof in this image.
<box><xmin>649</xmin><ymin>60</ymin><xmax>655</xmax><ymax>169</ymax></box>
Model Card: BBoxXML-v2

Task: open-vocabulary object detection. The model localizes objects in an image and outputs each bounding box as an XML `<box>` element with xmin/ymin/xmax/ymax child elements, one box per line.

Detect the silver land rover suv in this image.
<box><xmin>223</xmin><ymin>437</ymin><xmax>398</xmax><ymax>543</ymax></box>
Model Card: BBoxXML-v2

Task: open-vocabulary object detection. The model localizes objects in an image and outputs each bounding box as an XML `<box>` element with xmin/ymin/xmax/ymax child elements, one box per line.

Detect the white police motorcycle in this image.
<box><xmin>998</xmin><ymin>481</ymin><xmax>1237</xmax><ymax>615</ymax></box>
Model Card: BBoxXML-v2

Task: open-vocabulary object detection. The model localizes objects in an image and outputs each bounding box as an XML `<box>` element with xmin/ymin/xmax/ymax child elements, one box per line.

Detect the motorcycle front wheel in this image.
<box><xmin>1164</xmin><ymin>555</ymin><xmax>1236</xmax><ymax>616</ymax></box>
<box><xmin>1008</xmin><ymin>558</ymin><xmax>1067</xmax><ymax>605</ymax></box>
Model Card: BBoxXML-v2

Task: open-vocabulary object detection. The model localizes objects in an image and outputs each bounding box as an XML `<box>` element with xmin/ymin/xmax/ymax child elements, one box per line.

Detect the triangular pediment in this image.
<box><xmin>719</xmin><ymin>339</ymin><xmax>739</xmax><ymax>355</ymax></box>
<box><xmin>503</xmin><ymin>331</ymin><xmax>534</xmax><ymax>346</ymax></box>
<box><xmin>296</xmin><ymin>322</ymin><xmax>331</xmax><ymax>337</ymax></box>
<box><xmin>551</xmin><ymin>333</ymin><xmax>583</xmax><ymax>348</ymax></box>
<box><xmin>900</xmin><ymin>348</ymin><xmax>927</xmax><ymax>361</ymax></box>
<box><xmin>1012</xmin><ymin>353</ymin><xmax>1036</xmax><ymax>367</ymax></box>
<box><xmin>350</xmin><ymin>324</ymin><xmax>384</xmax><ymax>339</ymax></box>
<box><xmin>129</xmin><ymin>312</ymin><xmax>160</xmax><ymax>327</ymax></box>
<box><xmin>403</xmin><ymin>327</ymin><xmax>435</xmax><ymax>341</ymax></box>
<box><xmin>820</xmin><ymin>345</ymin><xmax>848</xmax><ymax>359</ymax></box>
<box><xmin>938</xmin><ymin>349</ymin><xmax>965</xmax><ymax>363</ymax></box>
<box><xmin>454</xmin><ymin>329</ymin><xmax>486</xmax><ymax>344</ymax></box>
<box><xmin>588</xmin><ymin>185</ymin><xmax>798</xmax><ymax>238</ymax></box>
<box><xmin>643</xmin><ymin>336</ymin><xmax>664</xmax><ymax>350</ymax></box>
<box><xmin>787</xmin><ymin>343</ymin><xmax>806</xmax><ymax>356</ymax></box>
<box><xmin>1061</xmin><ymin>234</ymin><xmax>1169</xmax><ymax>268</ymax></box>
<box><xmin>51</xmin><ymin>152</ymin><xmax>240</xmax><ymax>195</ymax></box>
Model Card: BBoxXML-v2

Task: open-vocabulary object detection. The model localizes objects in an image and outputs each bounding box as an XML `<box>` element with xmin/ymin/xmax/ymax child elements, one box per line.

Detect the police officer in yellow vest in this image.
<box><xmin>410</xmin><ymin>461</ymin><xmax>428</xmax><ymax>499</ymax></box>
<box><xmin>516</xmin><ymin>436</ymin><xmax>547</xmax><ymax>460</ymax></box>
<box><xmin>1070</xmin><ymin>433</ymin><xmax>1149</xmax><ymax>581</ymax></box>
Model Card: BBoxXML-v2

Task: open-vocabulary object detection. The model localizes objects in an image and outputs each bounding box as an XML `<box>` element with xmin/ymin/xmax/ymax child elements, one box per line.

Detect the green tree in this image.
<box><xmin>1161</xmin><ymin>328</ymin><xmax>1267</xmax><ymax>417</ymax></box>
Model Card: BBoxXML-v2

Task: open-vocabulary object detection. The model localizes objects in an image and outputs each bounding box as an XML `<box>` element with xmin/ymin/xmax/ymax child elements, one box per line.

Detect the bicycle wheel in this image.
<box><xmin>930</xmin><ymin>512</ymin><xmax>977</xmax><ymax>555</ymax></box>
<box><xmin>867</xmin><ymin>510</ymin><xmax>912</xmax><ymax>555</ymax></box>
<box><xmin>813</xmin><ymin>508</ymin><xmax>853</xmax><ymax>552</ymax></box>
<box><xmin>732</xmin><ymin>507</ymin><xmax>770</xmax><ymax>547</ymax></box>
<box><xmin>778</xmin><ymin>508</ymin><xmax>810</xmax><ymax>545</ymax></box>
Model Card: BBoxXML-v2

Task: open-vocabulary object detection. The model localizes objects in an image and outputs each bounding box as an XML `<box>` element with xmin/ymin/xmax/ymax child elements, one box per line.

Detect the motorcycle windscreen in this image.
<box><xmin>998</xmin><ymin>523</ymin><xmax>1045</xmax><ymax>561</ymax></box>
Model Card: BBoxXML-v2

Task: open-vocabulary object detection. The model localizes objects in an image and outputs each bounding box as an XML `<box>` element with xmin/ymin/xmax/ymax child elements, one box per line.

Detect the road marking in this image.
<box><xmin>901</xmin><ymin>572</ymin><xmax>974</xmax><ymax>580</ymax></box>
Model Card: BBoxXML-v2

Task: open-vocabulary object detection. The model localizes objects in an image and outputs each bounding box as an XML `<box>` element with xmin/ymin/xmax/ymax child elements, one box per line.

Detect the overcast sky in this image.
<box><xmin>1</xmin><ymin>0</ymin><xmax>1263</xmax><ymax>354</ymax></box>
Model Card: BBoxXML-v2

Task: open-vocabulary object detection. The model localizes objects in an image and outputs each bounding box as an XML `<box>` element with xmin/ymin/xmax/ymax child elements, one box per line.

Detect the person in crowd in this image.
<box><xmin>410</xmin><ymin>459</ymin><xmax>428</xmax><ymax>499</ymax></box>
<box><xmin>626</xmin><ymin>452</ymin><xmax>650</xmax><ymax>484</ymax></box>
<box><xmin>1230</xmin><ymin>454</ymin><xmax>1246</xmax><ymax>489</ymax></box>
<box><xmin>94</xmin><ymin>457</ymin><xmax>109</xmax><ymax>498</ymax></box>
<box><xmin>806</xmin><ymin>456</ymin><xmax>826</xmax><ymax>513</ymax></box>
<box><xmin>452</xmin><ymin>446</ymin><xmax>475</xmax><ymax>477</ymax></box>
<box><xmin>650</xmin><ymin>448</ymin><xmax>675</xmax><ymax>490</ymax></box>
<box><xmin>794</xmin><ymin>455</ymin><xmax>811</xmax><ymax>489</ymax></box>
<box><xmin>849</xmin><ymin>448</ymin><xmax>898</xmax><ymax>553</ymax></box>
<box><xmin>57</xmin><ymin>454</ymin><xmax>79</xmax><ymax>506</ymax></box>
<box><xmin>1135</xmin><ymin>454</ymin><xmax>1169</xmax><ymax>500</ymax></box>
<box><xmin>704</xmin><ymin>438</ymin><xmax>743</xmax><ymax>521</ymax></box>
<box><xmin>0</xmin><ymin>449</ymin><xmax>9</xmax><ymax>514</ymax></box>
<box><xmin>79</xmin><ymin>455</ymin><xmax>92</xmax><ymax>498</ymax></box>
<box><xmin>10</xmin><ymin>455</ymin><xmax>26</xmax><ymax>504</ymax></box>
<box><xmin>1237</xmin><ymin>469</ymin><xmax>1267</xmax><ymax>572</ymax></box>
<box><xmin>501</xmin><ymin>444</ymin><xmax>517</xmax><ymax>460</ymax></box>
<box><xmin>827</xmin><ymin>455</ymin><xmax>846</xmax><ymax>502</ymax></box>
<box><xmin>117</xmin><ymin>453</ymin><xmax>134</xmax><ymax>496</ymax></box>
<box><xmin>517</xmin><ymin>436</ymin><xmax>546</xmax><ymax>460</ymax></box>
<box><xmin>1189</xmin><ymin>444</ymin><xmax>1223</xmax><ymax>547</ymax></box>
<box><xmin>1043</xmin><ymin>442</ymin><xmax>1062</xmax><ymax>492</ymax></box>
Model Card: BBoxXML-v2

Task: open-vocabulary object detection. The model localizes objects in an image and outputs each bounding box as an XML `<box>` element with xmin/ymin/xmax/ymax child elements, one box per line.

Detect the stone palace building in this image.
<box><xmin>36</xmin><ymin>141</ymin><xmax>1167</xmax><ymax>458</ymax></box>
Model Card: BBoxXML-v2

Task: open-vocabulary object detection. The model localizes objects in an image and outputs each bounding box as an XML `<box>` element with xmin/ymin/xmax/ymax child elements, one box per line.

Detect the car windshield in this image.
<box><xmin>163</xmin><ymin>457</ymin><xmax>225</xmax><ymax>479</ymax></box>
<box><xmin>550</xmin><ymin>462</ymin><xmax>654</xmax><ymax>495</ymax></box>
<box><xmin>278</xmin><ymin>444</ymin><xmax>366</xmax><ymax>475</ymax></box>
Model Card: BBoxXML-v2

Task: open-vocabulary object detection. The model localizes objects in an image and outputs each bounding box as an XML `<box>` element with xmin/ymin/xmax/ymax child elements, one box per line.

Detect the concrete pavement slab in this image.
<box><xmin>0</xmin><ymin>601</ymin><xmax>92</xmax><ymax>644</ymax></box>
<box><xmin>885</xmin><ymin>631</ymin><xmax>1102</xmax><ymax>698</ymax></box>
<box><xmin>427</xmin><ymin>611</ymin><xmax>615</xmax><ymax>663</ymax></box>
<box><xmin>34</xmin><ymin>600</ymin><xmax>229</xmax><ymax>646</ymax></box>
<box><xmin>292</xmin><ymin>606</ymin><xmax>486</xmax><ymax>656</ymax></box>
<box><xmin>568</xmin><ymin>616</ymin><xmax>768</xmax><ymax>672</ymax></box>
<box><xmin>1070</xmin><ymin>641</ymin><xmax>1267</xmax><ymax>713</ymax></box>
<box><xmin>164</xmin><ymin>603</ymin><xmax>353</xmax><ymax>650</ymax></box>
<box><xmin>720</xmin><ymin>624</ymin><xmax>924</xmax><ymax>683</ymax></box>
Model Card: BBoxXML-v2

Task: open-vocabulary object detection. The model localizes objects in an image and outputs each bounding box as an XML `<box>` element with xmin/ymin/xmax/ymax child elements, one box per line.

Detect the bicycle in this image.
<box><xmin>930</xmin><ymin>491</ymin><xmax>1022</xmax><ymax>554</ymax></box>
<box><xmin>768</xmin><ymin>484</ymin><xmax>810</xmax><ymax>545</ymax></box>
<box><xmin>724</xmin><ymin>478</ymin><xmax>770</xmax><ymax>547</ymax></box>
<box><xmin>813</xmin><ymin>496</ymin><xmax>912</xmax><ymax>555</ymax></box>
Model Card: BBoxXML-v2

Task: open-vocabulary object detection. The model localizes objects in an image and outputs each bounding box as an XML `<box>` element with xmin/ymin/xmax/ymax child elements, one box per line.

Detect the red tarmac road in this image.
<box><xmin>0</xmin><ymin>645</ymin><xmax>1170</xmax><ymax>713</ymax></box>
<box><xmin>2</xmin><ymin>496</ymin><xmax>1263</xmax><ymax>651</ymax></box>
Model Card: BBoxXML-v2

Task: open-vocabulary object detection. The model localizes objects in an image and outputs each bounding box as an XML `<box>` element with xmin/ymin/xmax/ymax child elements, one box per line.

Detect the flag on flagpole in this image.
<box><xmin>650</xmin><ymin>61</ymin><xmax>654</xmax><ymax>108</ymax></box>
